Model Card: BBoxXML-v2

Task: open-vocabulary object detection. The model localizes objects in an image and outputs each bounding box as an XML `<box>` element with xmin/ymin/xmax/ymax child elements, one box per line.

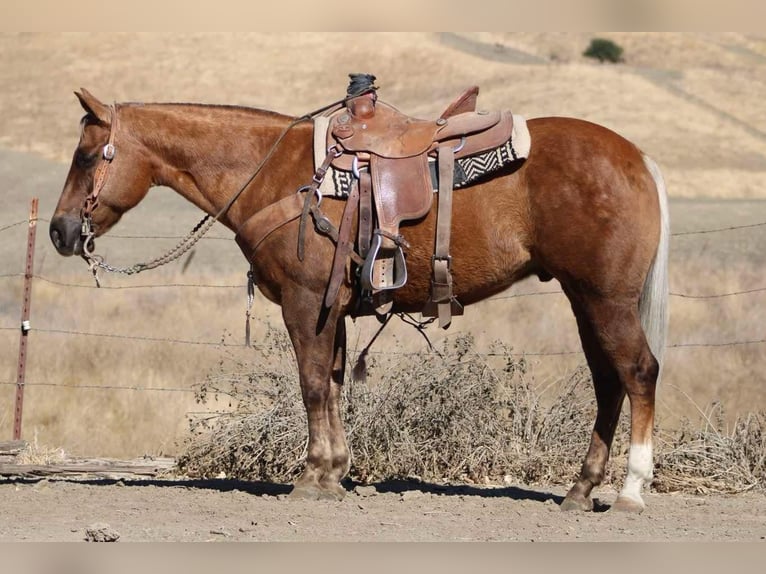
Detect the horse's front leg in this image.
<box><xmin>281</xmin><ymin>287</ymin><xmax>350</xmax><ymax>501</ymax></box>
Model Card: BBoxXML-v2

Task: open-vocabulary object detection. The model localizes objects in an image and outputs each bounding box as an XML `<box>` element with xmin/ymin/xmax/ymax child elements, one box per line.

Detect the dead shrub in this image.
<box><xmin>177</xmin><ymin>326</ymin><xmax>307</xmax><ymax>481</ymax></box>
<box><xmin>654</xmin><ymin>403</ymin><xmax>766</xmax><ymax>494</ymax></box>
<box><xmin>177</xmin><ymin>328</ymin><xmax>765</xmax><ymax>494</ymax></box>
<box><xmin>177</xmin><ymin>330</ymin><xmax>604</xmax><ymax>485</ymax></box>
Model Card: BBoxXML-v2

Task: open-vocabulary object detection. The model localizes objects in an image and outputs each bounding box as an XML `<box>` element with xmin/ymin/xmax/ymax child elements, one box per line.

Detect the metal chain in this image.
<box><xmin>82</xmin><ymin>214</ymin><xmax>214</xmax><ymax>285</ymax></box>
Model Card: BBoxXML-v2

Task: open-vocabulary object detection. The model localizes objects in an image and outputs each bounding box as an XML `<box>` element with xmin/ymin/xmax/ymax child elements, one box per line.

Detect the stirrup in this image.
<box><xmin>360</xmin><ymin>232</ymin><xmax>407</xmax><ymax>292</ymax></box>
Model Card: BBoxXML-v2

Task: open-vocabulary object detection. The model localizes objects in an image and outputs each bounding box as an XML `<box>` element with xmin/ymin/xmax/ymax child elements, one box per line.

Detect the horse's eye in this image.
<box><xmin>75</xmin><ymin>150</ymin><xmax>97</xmax><ymax>168</ymax></box>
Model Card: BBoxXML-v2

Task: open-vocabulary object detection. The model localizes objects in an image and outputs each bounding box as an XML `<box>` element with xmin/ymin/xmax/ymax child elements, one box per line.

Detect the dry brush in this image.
<box><xmin>177</xmin><ymin>329</ymin><xmax>766</xmax><ymax>494</ymax></box>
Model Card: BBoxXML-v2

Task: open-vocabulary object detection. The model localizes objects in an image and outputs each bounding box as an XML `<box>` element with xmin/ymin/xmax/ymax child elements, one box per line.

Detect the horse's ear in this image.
<box><xmin>75</xmin><ymin>88</ymin><xmax>110</xmax><ymax>124</ymax></box>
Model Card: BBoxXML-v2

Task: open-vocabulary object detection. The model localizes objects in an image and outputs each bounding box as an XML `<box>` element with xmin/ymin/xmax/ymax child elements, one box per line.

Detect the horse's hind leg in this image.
<box><xmin>562</xmin><ymin>295</ymin><xmax>659</xmax><ymax>513</ymax></box>
<box><xmin>281</xmin><ymin>290</ymin><xmax>350</xmax><ymax>501</ymax></box>
<box><xmin>561</xmin><ymin>297</ymin><xmax>626</xmax><ymax>511</ymax></box>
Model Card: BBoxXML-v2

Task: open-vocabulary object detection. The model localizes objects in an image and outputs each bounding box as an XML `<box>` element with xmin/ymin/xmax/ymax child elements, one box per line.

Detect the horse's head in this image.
<box><xmin>50</xmin><ymin>89</ymin><xmax>152</xmax><ymax>256</ymax></box>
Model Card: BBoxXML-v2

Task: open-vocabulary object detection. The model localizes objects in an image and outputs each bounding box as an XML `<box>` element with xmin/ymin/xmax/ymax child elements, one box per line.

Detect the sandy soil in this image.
<box><xmin>1</xmin><ymin>477</ymin><xmax>765</xmax><ymax>542</ymax></box>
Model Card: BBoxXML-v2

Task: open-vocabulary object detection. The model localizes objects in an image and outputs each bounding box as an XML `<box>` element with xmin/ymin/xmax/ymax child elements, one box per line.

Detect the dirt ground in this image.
<box><xmin>0</xmin><ymin>476</ymin><xmax>764</xmax><ymax>542</ymax></box>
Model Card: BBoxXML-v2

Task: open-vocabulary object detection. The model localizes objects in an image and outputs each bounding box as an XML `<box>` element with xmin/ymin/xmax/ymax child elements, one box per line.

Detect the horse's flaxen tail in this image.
<box><xmin>639</xmin><ymin>154</ymin><xmax>670</xmax><ymax>380</ymax></box>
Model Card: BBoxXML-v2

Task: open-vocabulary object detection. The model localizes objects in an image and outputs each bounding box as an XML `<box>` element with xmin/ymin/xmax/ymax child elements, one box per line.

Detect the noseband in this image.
<box><xmin>80</xmin><ymin>104</ymin><xmax>118</xmax><ymax>252</ymax></box>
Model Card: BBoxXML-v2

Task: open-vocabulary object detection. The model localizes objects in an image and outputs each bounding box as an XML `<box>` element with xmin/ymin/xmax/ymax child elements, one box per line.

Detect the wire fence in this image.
<box><xmin>0</xmin><ymin>215</ymin><xmax>764</xmax><ymax>398</ymax></box>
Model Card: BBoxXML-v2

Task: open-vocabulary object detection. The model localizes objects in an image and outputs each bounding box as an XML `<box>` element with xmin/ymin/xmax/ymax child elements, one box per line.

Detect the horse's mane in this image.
<box><xmin>119</xmin><ymin>101</ymin><xmax>295</xmax><ymax>122</ymax></box>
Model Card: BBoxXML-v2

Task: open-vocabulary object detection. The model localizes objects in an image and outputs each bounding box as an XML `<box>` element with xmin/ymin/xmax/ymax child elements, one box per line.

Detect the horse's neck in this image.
<box><xmin>124</xmin><ymin>103</ymin><xmax>309</xmax><ymax>231</ymax></box>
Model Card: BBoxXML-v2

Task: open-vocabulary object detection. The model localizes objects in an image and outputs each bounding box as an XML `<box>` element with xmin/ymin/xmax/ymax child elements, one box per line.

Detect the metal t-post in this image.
<box><xmin>14</xmin><ymin>198</ymin><xmax>38</xmax><ymax>440</ymax></box>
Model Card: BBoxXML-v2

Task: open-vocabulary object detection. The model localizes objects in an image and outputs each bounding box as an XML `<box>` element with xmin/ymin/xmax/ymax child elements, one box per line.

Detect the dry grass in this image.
<box><xmin>15</xmin><ymin>429</ymin><xmax>67</xmax><ymax>465</ymax></box>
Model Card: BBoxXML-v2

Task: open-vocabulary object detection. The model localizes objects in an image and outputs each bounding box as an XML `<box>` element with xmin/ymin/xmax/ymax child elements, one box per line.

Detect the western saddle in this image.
<box><xmin>236</xmin><ymin>74</ymin><xmax>519</xmax><ymax>330</ymax></box>
<box><xmin>322</xmin><ymin>74</ymin><xmax>516</xmax><ymax>328</ymax></box>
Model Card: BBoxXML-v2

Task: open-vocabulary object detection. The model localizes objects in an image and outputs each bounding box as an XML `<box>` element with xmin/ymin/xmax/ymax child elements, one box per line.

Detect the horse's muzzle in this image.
<box><xmin>50</xmin><ymin>215</ymin><xmax>85</xmax><ymax>256</ymax></box>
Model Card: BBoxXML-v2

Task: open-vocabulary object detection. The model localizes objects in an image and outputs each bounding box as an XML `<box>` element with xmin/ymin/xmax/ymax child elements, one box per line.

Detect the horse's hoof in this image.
<box><xmin>289</xmin><ymin>483</ymin><xmax>346</xmax><ymax>501</ymax></box>
<box><xmin>317</xmin><ymin>485</ymin><xmax>346</xmax><ymax>501</ymax></box>
<box><xmin>611</xmin><ymin>495</ymin><xmax>645</xmax><ymax>514</ymax></box>
<box><xmin>560</xmin><ymin>494</ymin><xmax>594</xmax><ymax>512</ymax></box>
<box><xmin>288</xmin><ymin>484</ymin><xmax>322</xmax><ymax>500</ymax></box>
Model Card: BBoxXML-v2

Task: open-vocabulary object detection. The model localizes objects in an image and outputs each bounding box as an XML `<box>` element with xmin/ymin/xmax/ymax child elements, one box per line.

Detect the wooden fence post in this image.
<box><xmin>13</xmin><ymin>198</ymin><xmax>38</xmax><ymax>440</ymax></box>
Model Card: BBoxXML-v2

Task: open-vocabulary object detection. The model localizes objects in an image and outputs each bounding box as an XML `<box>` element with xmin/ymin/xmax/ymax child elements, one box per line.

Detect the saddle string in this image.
<box><xmin>245</xmin><ymin>263</ymin><xmax>255</xmax><ymax>348</ymax></box>
<box><xmin>351</xmin><ymin>311</ymin><xmax>392</xmax><ymax>383</ymax></box>
<box><xmin>395</xmin><ymin>313</ymin><xmax>438</xmax><ymax>353</ymax></box>
<box><xmin>351</xmin><ymin>312</ymin><xmax>439</xmax><ymax>382</ymax></box>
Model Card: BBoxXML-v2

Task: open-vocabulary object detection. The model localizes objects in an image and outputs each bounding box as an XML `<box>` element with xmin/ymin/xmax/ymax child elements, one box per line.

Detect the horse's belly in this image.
<box><xmin>389</xmin><ymin>189</ymin><xmax>534</xmax><ymax>311</ymax></box>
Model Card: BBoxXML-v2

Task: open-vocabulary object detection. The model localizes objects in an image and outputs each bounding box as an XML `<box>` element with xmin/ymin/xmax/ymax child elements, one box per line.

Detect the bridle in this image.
<box><xmin>80</xmin><ymin>104</ymin><xmax>118</xmax><ymax>256</ymax></box>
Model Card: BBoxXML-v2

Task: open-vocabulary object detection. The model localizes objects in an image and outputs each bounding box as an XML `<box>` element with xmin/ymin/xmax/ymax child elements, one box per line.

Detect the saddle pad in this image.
<box><xmin>314</xmin><ymin>115</ymin><xmax>531</xmax><ymax>199</ymax></box>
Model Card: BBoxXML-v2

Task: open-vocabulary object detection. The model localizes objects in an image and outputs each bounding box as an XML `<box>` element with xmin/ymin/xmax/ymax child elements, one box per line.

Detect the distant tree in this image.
<box><xmin>583</xmin><ymin>38</ymin><xmax>624</xmax><ymax>63</ymax></box>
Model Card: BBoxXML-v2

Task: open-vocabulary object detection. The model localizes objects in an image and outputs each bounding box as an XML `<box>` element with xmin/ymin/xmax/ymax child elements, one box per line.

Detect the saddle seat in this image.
<box><xmin>326</xmin><ymin>88</ymin><xmax>513</xmax><ymax>171</ymax></box>
<box><xmin>330</xmin><ymin>96</ymin><xmax>502</xmax><ymax>159</ymax></box>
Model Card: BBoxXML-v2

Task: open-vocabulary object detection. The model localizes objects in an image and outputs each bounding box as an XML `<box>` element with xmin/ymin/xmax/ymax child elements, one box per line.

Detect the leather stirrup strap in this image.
<box><xmin>432</xmin><ymin>145</ymin><xmax>456</xmax><ymax>328</ymax></box>
<box><xmin>358</xmin><ymin>171</ymin><xmax>373</xmax><ymax>259</ymax></box>
<box><xmin>325</xmin><ymin>178</ymin><xmax>360</xmax><ymax>308</ymax></box>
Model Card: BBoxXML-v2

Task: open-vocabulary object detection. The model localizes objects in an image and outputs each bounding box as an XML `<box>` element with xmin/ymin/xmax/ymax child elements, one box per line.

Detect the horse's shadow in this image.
<box><xmin>355</xmin><ymin>478</ymin><xmax>560</xmax><ymax>501</ymax></box>
<box><xmin>1</xmin><ymin>475</ymin><xmax>610</xmax><ymax>511</ymax></box>
<box><xmin>345</xmin><ymin>479</ymin><xmax>610</xmax><ymax>511</ymax></box>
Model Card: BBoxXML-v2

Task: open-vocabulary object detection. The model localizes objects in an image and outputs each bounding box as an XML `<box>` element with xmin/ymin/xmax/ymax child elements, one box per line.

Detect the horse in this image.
<box><xmin>50</xmin><ymin>87</ymin><xmax>669</xmax><ymax>513</ymax></box>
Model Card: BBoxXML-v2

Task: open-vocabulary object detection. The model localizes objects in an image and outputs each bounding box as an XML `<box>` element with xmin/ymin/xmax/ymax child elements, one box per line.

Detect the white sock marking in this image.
<box><xmin>619</xmin><ymin>443</ymin><xmax>653</xmax><ymax>504</ymax></box>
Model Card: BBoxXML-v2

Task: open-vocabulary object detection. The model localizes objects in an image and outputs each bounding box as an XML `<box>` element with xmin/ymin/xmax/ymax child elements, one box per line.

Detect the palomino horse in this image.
<box><xmin>50</xmin><ymin>88</ymin><xmax>669</xmax><ymax>513</ymax></box>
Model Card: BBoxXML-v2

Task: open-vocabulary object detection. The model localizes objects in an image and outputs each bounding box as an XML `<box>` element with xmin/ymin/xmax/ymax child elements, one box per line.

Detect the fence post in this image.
<box><xmin>13</xmin><ymin>198</ymin><xmax>38</xmax><ymax>440</ymax></box>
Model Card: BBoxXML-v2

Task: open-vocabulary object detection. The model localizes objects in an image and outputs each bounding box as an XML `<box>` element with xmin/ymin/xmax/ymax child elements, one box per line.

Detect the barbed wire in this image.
<box><xmin>0</xmin><ymin>379</ymin><xmax>196</xmax><ymax>393</ymax></box>
<box><xmin>671</xmin><ymin>221</ymin><xmax>766</xmax><ymax>236</ymax></box>
<box><xmin>30</xmin><ymin>327</ymin><xmax>244</xmax><ymax>348</ymax></box>
<box><xmin>670</xmin><ymin>287</ymin><xmax>766</xmax><ymax>299</ymax></box>
<box><xmin>667</xmin><ymin>338</ymin><xmax>766</xmax><ymax>349</ymax></box>
<box><xmin>107</xmin><ymin>234</ymin><xmax>235</xmax><ymax>241</ymax></box>
<box><xmin>0</xmin><ymin>220</ymin><xmax>28</xmax><ymax>233</ymax></box>
<box><xmin>2</xmin><ymin>215</ymin><xmax>235</xmax><ymax>241</ymax></box>
<box><xmin>1</xmin><ymin>339</ymin><xmax>765</xmax><ymax>397</ymax></box>
<box><xmin>1</xmin><ymin>271</ymin><xmax>764</xmax><ymax>300</ymax></box>
<box><xmin>1</xmin><ymin>323</ymin><xmax>763</xmax><ymax>355</ymax></box>
<box><xmin>2</xmin><ymin>218</ymin><xmax>765</xmax><ymax>238</ymax></box>
<box><xmin>32</xmin><ymin>275</ymin><xmax>243</xmax><ymax>290</ymax></box>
